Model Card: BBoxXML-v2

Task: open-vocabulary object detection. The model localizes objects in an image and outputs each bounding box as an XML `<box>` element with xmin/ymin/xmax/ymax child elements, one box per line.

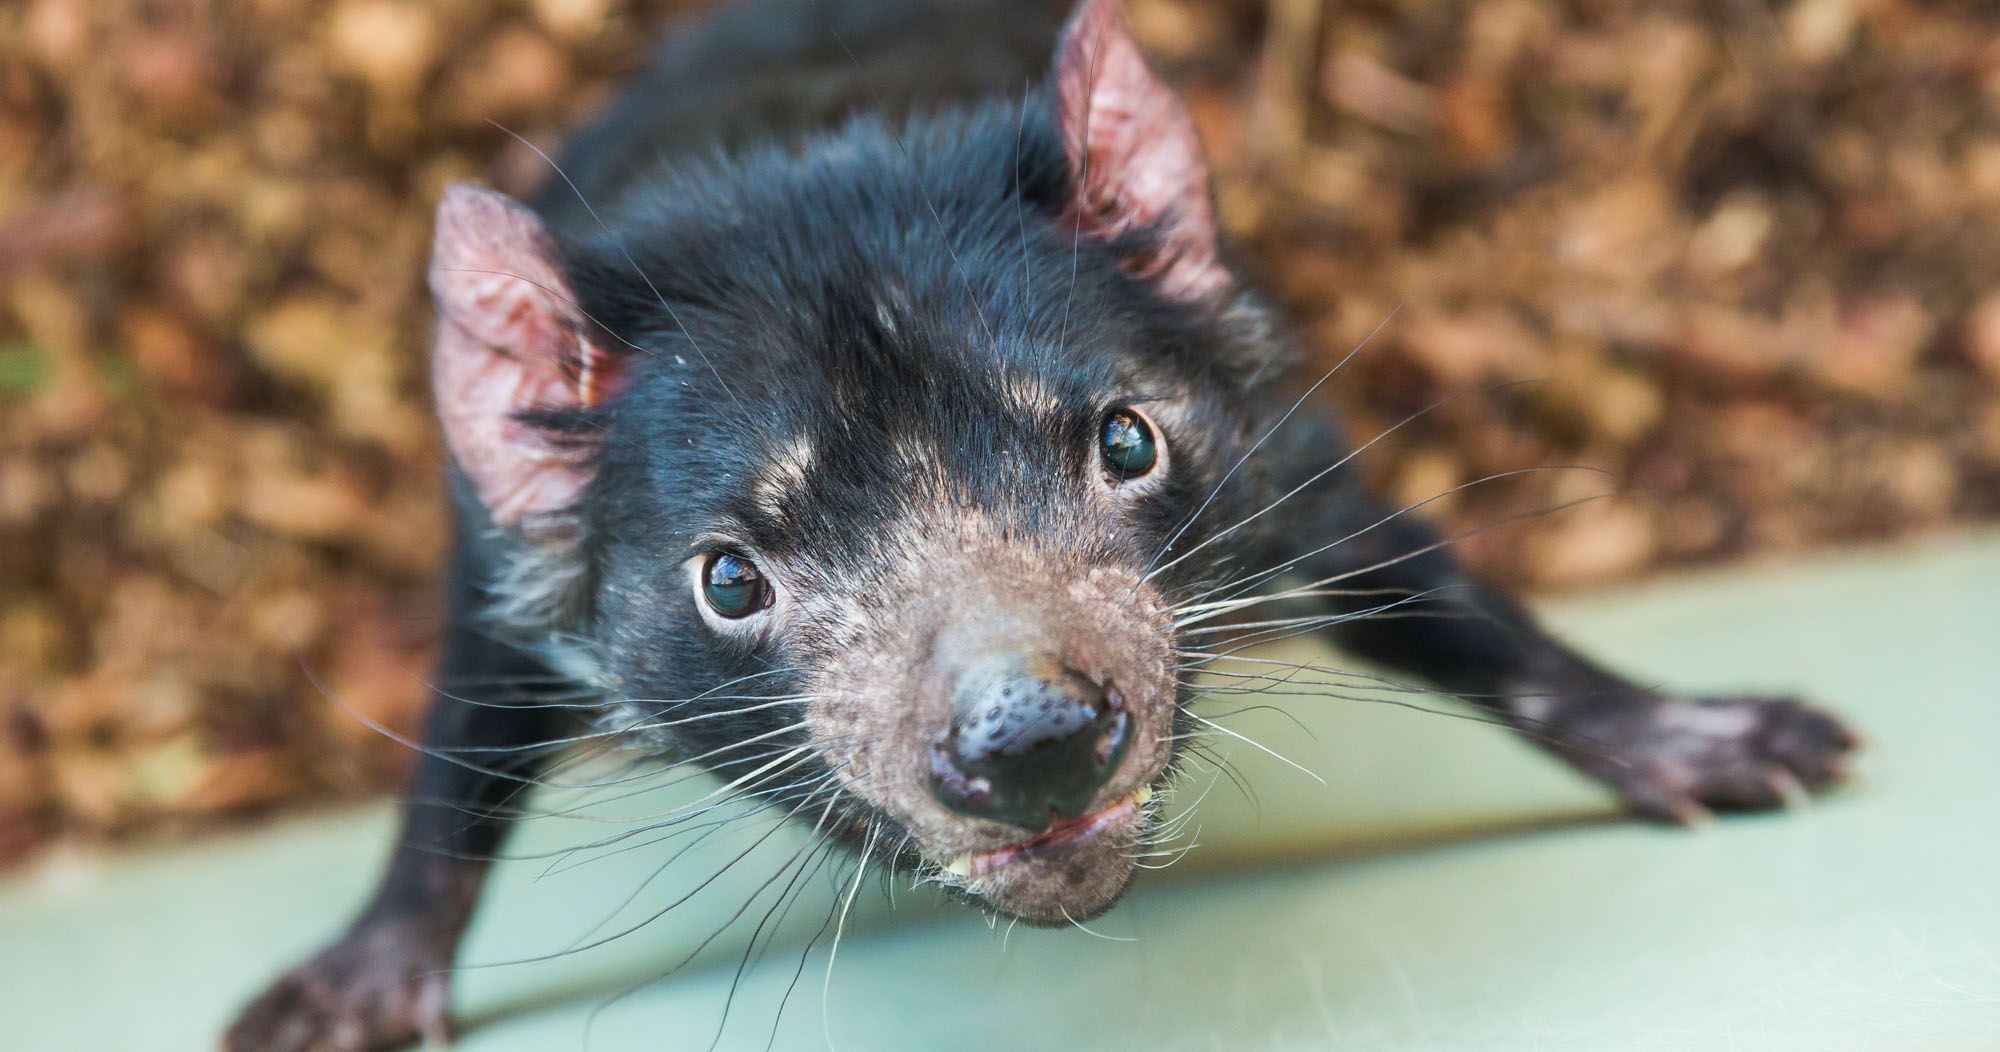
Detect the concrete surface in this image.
<box><xmin>4</xmin><ymin>533</ymin><xmax>1997</xmax><ymax>1051</ymax></box>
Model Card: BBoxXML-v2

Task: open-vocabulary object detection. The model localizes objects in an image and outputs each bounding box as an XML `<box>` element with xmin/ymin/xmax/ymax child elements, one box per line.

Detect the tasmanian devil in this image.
<box><xmin>225</xmin><ymin>0</ymin><xmax>1859</xmax><ymax>1047</ymax></box>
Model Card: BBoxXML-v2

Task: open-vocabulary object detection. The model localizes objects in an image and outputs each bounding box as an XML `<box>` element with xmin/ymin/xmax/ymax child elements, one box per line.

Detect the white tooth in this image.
<box><xmin>943</xmin><ymin>853</ymin><xmax>973</xmax><ymax>877</ymax></box>
<box><xmin>1132</xmin><ymin>785</ymin><xmax>1153</xmax><ymax>805</ymax></box>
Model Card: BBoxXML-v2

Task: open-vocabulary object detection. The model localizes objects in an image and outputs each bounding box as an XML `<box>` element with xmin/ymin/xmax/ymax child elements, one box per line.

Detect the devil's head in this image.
<box><xmin>427</xmin><ymin>0</ymin><xmax>1288</xmax><ymax>923</ymax></box>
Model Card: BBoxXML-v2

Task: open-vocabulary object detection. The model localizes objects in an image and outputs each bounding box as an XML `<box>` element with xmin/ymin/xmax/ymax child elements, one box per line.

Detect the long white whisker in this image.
<box><xmin>1183</xmin><ymin>711</ymin><xmax>1325</xmax><ymax>786</ymax></box>
<box><xmin>1183</xmin><ymin>477</ymin><xmax>1611</xmax><ymax>614</ymax></box>
<box><xmin>1145</xmin><ymin>376</ymin><xmax>1524</xmax><ymax>586</ymax></box>
<box><xmin>822</xmin><ymin>821</ymin><xmax>879</xmax><ymax>1052</ymax></box>
<box><xmin>1137</xmin><ymin>305</ymin><xmax>1403</xmax><ymax>583</ymax></box>
<box><xmin>1059</xmin><ymin>905</ymin><xmax>1136</xmax><ymax>942</ymax></box>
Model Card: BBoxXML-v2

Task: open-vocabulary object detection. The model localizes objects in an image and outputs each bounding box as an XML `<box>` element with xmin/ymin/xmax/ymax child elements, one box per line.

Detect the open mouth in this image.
<box><xmin>943</xmin><ymin>784</ymin><xmax>1151</xmax><ymax>878</ymax></box>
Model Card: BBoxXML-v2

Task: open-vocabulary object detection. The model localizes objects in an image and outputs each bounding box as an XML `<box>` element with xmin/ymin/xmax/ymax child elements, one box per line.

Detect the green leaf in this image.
<box><xmin>0</xmin><ymin>343</ymin><xmax>53</xmax><ymax>396</ymax></box>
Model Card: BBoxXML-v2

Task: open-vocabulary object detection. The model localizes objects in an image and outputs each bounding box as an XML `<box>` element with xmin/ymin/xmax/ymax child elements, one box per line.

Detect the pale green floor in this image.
<box><xmin>4</xmin><ymin>535</ymin><xmax>1999</xmax><ymax>1051</ymax></box>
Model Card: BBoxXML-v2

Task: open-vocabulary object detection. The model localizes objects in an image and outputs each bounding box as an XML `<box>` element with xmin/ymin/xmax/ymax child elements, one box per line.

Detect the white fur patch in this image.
<box><xmin>750</xmin><ymin>435</ymin><xmax>816</xmax><ymax>518</ymax></box>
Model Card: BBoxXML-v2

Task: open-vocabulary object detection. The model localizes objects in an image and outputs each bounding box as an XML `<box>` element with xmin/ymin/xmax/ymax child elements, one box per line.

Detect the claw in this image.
<box><xmin>416</xmin><ymin>974</ymin><xmax>454</xmax><ymax>1049</ymax></box>
<box><xmin>1591</xmin><ymin>694</ymin><xmax>1858</xmax><ymax>823</ymax></box>
<box><xmin>1765</xmin><ymin>767</ymin><xmax>1811</xmax><ymax>811</ymax></box>
<box><xmin>1664</xmin><ymin>796</ymin><xmax>1716</xmax><ymax>829</ymax></box>
<box><xmin>221</xmin><ymin>915</ymin><xmax>457</xmax><ymax>1052</ymax></box>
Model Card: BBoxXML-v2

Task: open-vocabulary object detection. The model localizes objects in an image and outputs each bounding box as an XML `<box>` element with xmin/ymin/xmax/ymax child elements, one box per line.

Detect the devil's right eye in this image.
<box><xmin>700</xmin><ymin>553</ymin><xmax>770</xmax><ymax>618</ymax></box>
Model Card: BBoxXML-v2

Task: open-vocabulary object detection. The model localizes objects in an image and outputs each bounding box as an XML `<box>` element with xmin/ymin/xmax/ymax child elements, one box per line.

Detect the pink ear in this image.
<box><xmin>428</xmin><ymin>184</ymin><xmax>621</xmax><ymax>527</ymax></box>
<box><xmin>1054</xmin><ymin>0</ymin><xmax>1224</xmax><ymax>301</ymax></box>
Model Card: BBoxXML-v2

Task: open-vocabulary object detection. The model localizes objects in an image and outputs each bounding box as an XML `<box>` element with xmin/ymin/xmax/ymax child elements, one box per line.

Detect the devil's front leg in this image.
<box><xmin>225</xmin><ymin>545</ymin><xmax>574</xmax><ymax>1052</ymax></box>
<box><xmin>1235</xmin><ymin>410</ymin><xmax>1857</xmax><ymax>822</ymax></box>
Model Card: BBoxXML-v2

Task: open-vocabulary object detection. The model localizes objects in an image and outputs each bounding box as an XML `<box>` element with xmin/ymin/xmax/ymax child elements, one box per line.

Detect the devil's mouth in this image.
<box><xmin>944</xmin><ymin>785</ymin><xmax>1150</xmax><ymax>878</ymax></box>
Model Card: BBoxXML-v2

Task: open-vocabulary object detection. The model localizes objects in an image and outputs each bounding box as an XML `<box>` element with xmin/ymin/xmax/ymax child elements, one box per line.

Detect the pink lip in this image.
<box><xmin>969</xmin><ymin>793</ymin><xmax>1139</xmax><ymax>877</ymax></box>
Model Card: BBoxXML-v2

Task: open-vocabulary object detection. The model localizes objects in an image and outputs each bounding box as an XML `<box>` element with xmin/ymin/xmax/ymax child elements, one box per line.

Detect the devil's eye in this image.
<box><xmin>700</xmin><ymin>553</ymin><xmax>770</xmax><ymax>618</ymax></box>
<box><xmin>1100</xmin><ymin>408</ymin><xmax>1159</xmax><ymax>480</ymax></box>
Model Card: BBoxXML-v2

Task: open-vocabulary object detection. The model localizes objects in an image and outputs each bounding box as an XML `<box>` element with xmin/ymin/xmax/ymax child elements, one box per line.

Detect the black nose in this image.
<box><xmin>928</xmin><ymin>655</ymin><xmax>1132</xmax><ymax>831</ymax></box>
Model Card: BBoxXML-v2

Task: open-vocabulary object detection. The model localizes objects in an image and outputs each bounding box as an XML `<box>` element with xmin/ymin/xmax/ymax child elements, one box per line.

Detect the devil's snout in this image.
<box><xmin>927</xmin><ymin>654</ymin><xmax>1132</xmax><ymax>831</ymax></box>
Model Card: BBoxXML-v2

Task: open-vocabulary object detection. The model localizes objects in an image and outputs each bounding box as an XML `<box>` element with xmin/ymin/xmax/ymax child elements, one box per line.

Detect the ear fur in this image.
<box><xmin>1053</xmin><ymin>0</ymin><xmax>1225</xmax><ymax>301</ymax></box>
<box><xmin>428</xmin><ymin>183</ymin><xmax>622</xmax><ymax>528</ymax></box>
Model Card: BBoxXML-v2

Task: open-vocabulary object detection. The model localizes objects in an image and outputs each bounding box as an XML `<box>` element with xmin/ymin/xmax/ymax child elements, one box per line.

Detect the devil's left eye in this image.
<box><xmin>700</xmin><ymin>553</ymin><xmax>770</xmax><ymax>618</ymax></box>
<box><xmin>1100</xmin><ymin>408</ymin><xmax>1159</xmax><ymax>479</ymax></box>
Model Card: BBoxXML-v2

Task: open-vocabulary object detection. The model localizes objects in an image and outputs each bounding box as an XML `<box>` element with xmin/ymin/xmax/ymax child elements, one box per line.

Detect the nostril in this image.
<box><xmin>1096</xmin><ymin>707</ymin><xmax>1130</xmax><ymax>766</ymax></box>
<box><xmin>928</xmin><ymin>739</ymin><xmax>994</xmax><ymax>818</ymax></box>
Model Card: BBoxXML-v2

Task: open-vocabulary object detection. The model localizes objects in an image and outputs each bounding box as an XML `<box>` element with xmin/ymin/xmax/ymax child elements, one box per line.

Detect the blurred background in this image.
<box><xmin>2</xmin><ymin>0</ymin><xmax>1997</xmax><ymax>868</ymax></box>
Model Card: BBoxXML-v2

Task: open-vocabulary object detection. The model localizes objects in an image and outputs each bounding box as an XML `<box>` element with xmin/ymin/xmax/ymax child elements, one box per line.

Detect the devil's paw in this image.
<box><xmin>223</xmin><ymin>915</ymin><xmax>454</xmax><ymax>1052</ymax></box>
